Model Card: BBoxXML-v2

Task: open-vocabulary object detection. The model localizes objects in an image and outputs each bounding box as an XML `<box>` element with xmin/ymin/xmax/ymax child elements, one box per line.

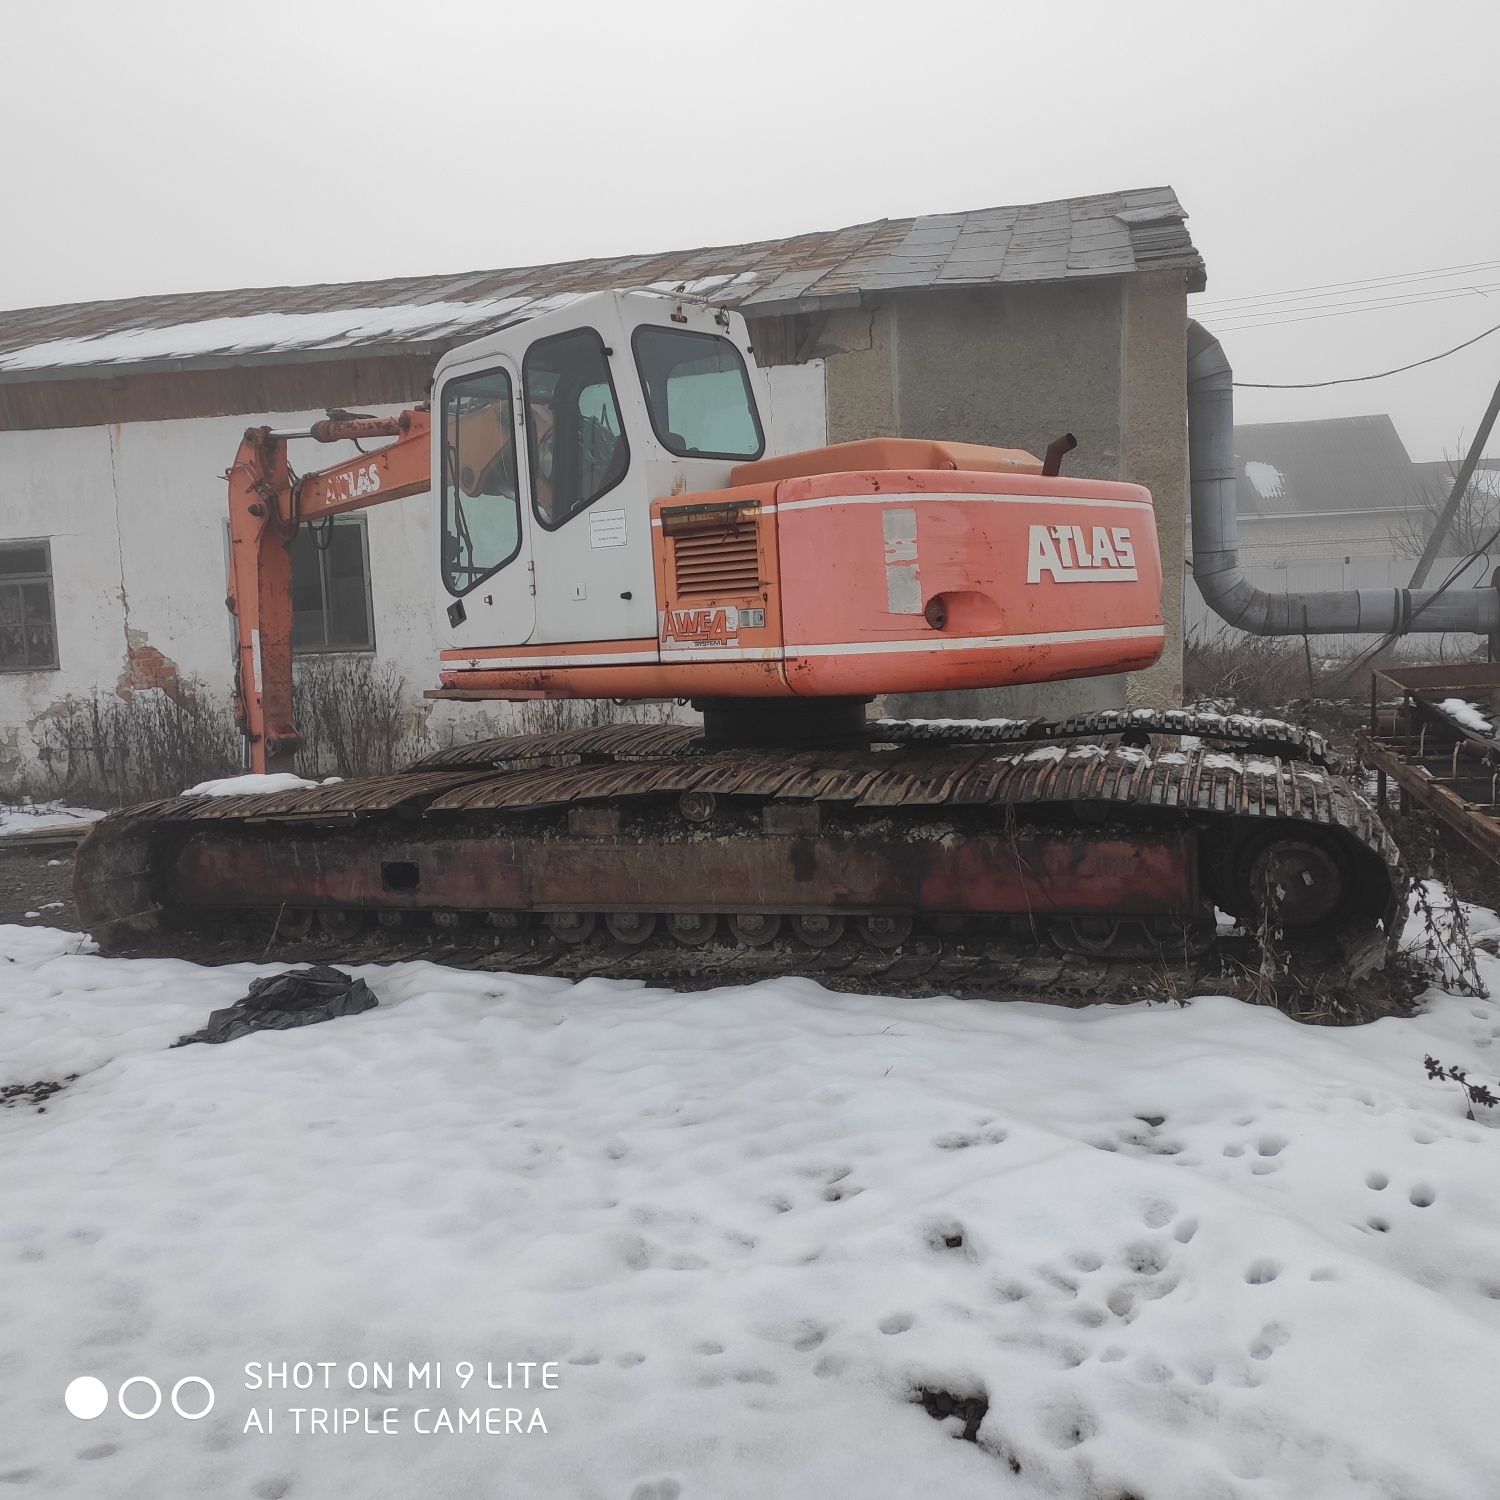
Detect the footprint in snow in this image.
<box><xmin>1122</xmin><ymin>1241</ymin><xmax>1168</xmax><ymax>1276</ymax></box>
<box><xmin>1244</xmin><ymin>1258</ymin><xmax>1281</xmax><ymax>1284</ymax></box>
<box><xmin>1248</xmin><ymin>1322</ymin><xmax>1291</xmax><ymax>1360</ymax></box>
<box><xmin>1410</xmin><ymin>1184</ymin><xmax>1437</xmax><ymax>1207</ymax></box>
<box><xmin>1040</xmin><ymin>1399</ymin><xmax>1097</xmax><ymax>1450</ymax></box>
<box><xmin>629</xmin><ymin>1480</ymin><xmax>682</xmax><ymax>1500</ymax></box>
<box><xmin>879</xmin><ymin>1312</ymin><xmax>915</xmax><ymax>1335</ymax></box>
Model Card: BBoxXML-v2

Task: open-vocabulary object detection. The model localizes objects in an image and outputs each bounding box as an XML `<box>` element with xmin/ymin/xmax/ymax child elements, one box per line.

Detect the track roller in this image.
<box><xmin>547</xmin><ymin>912</ymin><xmax>596</xmax><ymax>945</ymax></box>
<box><xmin>606</xmin><ymin>912</ymin><xmax>657</xmax><ymax>946</ymax></box>
<box><xmin>274</xmin><ymin>908</ymin><xmax>314</xmax><ymax>940</ymax></box>
<box><xmin>667</xmin><ymin>913</ymin><xmax>719</xmax><ymax>946</ymax></box>
<box><xmin>857</xmin><ymin>914</ymin><xmax>913</xmax><ymax>950</ymax></box>
<box><xmin>730</xmin><ymin>913</ymin><xmax>781</xmax><ymax>947</ymax></box>
<box><xmin>319</xmin><ymin>909</ymin><xmax>366</xmax><ymax>940</ymax></box>
<box><xmin>791</xmin><ymin>913</ymin><xmax>845</xmax><ymax>949</ymax></box>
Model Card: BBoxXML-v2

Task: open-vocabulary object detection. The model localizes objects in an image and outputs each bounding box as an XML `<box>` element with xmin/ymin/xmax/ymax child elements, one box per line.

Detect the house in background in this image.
<box><xmin>0</xmin><ymin>186</ymin><xmax>1206</xmax><ymax>787</ymax></box>
<box><xmin>1185</xmin><ymin>414</ymin><xmax>1494</xmax><ymax>640</ymax></box>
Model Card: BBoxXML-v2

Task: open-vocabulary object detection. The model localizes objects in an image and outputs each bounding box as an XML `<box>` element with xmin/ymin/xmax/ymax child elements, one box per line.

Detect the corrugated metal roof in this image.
<box><xmin>1235</xmin><ymin>415</ymin><xmax>1419</xmax><ymax>518</ymax></box>
<box><xmin>0</xmin><ymin>186</ymin><xmax>1202</xmax><ymax>380</ymax></box>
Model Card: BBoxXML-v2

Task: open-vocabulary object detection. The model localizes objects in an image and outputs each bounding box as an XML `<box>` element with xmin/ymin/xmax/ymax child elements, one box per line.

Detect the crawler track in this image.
<box><xmin>75</xmin><ymin>714</ymin><xmax>1408</xmax><ymax>1019</ymax></box>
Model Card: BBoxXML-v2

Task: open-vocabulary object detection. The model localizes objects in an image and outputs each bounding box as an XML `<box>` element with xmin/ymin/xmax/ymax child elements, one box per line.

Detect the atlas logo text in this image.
<box><xmin>1026</xmin><ymin>524</ymin><xmax>1137</xmax><ymax>584</ymax></box>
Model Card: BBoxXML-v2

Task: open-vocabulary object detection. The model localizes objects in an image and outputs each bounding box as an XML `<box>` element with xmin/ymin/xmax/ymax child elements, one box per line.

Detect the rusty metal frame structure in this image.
<box><xmin>1361</xmin><ymin>662</ymin><xmax>1500</xmax><ymax>863</ymax></box>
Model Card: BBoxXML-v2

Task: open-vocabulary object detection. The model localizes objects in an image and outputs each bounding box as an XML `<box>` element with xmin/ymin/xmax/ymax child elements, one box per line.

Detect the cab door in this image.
<box><xmin>524</xmin><ymin>324</ymin><xmax>656</xmax><ymax>644</ymax></box>
<box><xmin>436</xmin><ymin>356</ymin><xmax>535</xmax><ymax>647</ymax></box>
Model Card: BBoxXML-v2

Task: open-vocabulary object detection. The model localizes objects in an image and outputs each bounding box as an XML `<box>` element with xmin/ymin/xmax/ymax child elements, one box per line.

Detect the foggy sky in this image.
<box><xmin>5</xmin><ymin>0</ymin><xmax>1496</xmax><ymax>463</ymax></box>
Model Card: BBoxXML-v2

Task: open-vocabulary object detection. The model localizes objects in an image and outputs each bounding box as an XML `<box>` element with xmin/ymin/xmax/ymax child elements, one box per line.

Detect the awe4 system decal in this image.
<box><xmin>659</xmin><ymin>605</ymin><xmax>766</xmax><ymax>648</ymax></box>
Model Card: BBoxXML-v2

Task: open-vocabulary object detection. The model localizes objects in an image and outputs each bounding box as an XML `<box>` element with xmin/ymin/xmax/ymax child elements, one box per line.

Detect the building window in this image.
<box><xmin>291</xmin><ymin>517</ymin><xmax>375</xmax><ymax>652</ymax></box>
<box><xmin>0</xmin><ymin>539</ymin><xmax>59</xmax><ymax>671</ymax></box>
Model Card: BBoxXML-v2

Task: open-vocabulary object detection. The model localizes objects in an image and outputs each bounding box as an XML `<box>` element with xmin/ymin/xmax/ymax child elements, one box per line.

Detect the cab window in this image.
<box><xmin>632</xmin><ymin>325</ymin><xmax>765</xmax><ymax>460</ymax></box>
<box><xmin>440</xmin><ymin>367</ymin><xmax>521</xmax><ymax>597</ymax></box>
<box><xmin>523</xmin><ymin>329</ymin><xmax>629</xmax><ymax>530</ymax></box>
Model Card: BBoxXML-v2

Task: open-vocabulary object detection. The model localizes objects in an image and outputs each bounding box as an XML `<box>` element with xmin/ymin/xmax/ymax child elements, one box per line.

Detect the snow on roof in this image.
<box><xmin>1243</xmin><ymin>459</ymin><xmax>1285</xmax><ymax>501</ymax></box>
<box><xmin>0</xmin><ymin>297</ymin><xmax>535</xmax><ymax>373</ymax></box>
<box><xmin>0</xmin><ymin>186</ymin><xmax>1204</xmax><ymax>377</ymax></box>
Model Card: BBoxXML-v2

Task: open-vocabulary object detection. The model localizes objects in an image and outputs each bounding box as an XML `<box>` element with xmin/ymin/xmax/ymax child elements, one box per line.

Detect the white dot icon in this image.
<box><xmin>64</xmin><ymin>1376</ymin><xmax>109</xmax><ymax>1420</ymax></box>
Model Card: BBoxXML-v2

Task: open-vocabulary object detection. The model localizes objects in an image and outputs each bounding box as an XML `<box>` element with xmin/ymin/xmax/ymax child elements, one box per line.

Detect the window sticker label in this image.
<box><xmin>590</xmin><ymin>510</ymin><xmax>627</xmax><ymax>549</ymax></box>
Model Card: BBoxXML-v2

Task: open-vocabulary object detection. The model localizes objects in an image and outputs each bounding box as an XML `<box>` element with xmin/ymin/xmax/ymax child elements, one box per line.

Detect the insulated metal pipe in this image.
<box><xmin>1186</xmin><ymin>320</ymin><xmax>1500</xmax><ymax>635</ymax></box>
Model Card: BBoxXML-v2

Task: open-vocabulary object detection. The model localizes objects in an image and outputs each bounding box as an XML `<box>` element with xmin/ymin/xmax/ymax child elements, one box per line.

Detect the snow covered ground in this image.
<box><xmin>3</xmin><ymin>918</ymin><xmax>1500</xmax><ymax>1499</ymax></box>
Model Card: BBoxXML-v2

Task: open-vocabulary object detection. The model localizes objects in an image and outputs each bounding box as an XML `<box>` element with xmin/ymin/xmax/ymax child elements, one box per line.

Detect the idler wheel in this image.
<box><xmin>1247</xmin><ymin>837</ymin><xmax>1345</xmax><ymax>928</ymax></box>
<box><xmin>667</xmin><ymin>913</ymin><xmax>719</xmax><ymax>947</ymax></box>
<box><xmin>606</xmin><ymin>912</ymin><xmax>657</xmax><ymax>946</ymax></box>
<box><xmin>730</xmin><ymin>913</ymin><xmax>781</xmax><ymax>947</ymax></box>
<box><xmin>857</xmin><ymin>914</ymin><xmax>913</xmax><ymax>950</ymax></box>
<box><xmin>791</xmin><ymin>913</ymin><xmax>846</xmax><ymax>949</ymax></box>
<box><xmin>547</xmin><ymin>911</ymin><xmax>596</xmax><ymax>945</ymax></box>
<box><xmin>319</xmin><ymin>909</ymin><xmax>367</xmax><ymax>940</ymax></box>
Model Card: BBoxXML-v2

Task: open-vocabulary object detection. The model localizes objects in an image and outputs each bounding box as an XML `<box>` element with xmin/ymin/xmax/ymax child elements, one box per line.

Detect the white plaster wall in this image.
<box><xmin>0</xmin><ymin>404</ymin><xmax>438</xmax><ymax>783</ymax></box>
<box><xmin>0</xmin><ymin>362</ymin><xmax>828</xmax><ymax>784</ymax></box>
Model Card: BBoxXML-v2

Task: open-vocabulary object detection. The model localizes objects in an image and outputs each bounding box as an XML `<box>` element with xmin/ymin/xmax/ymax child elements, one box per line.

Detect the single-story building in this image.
<box><xmin>0</xmin><ymin>186</ymin><xmax>1205</xmax><ymax>789</ymax></box>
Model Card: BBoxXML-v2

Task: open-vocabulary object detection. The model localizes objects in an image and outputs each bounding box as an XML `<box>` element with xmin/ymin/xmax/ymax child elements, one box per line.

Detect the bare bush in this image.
<box><xmin>1184</xmin><ymin>628</ymin><xmax>1481</xmax><ymax>713</ymax></box>
<box><xmin>292</xmin><ymin>656</ymin><xmax>429</xmax><ymax>778</ymax></box>
<box><xmin>512</xmin><ymin>698</ymin><xmax>681</xmax><ymax>737</ymax></box>
<box><xmin>1393</xmin><ymin>448</ymin><xmax>1500</xmax><ymax>559</ymax></box>
<box><xmin>28</xmin><ymin>679</ymin><xmax>239</xmax><ymax>806</ymax></box>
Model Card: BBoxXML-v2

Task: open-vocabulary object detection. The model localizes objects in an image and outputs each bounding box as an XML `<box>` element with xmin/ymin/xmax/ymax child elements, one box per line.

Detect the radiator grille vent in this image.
<box><xmin>672</xmin><ymin>523</ymin><xmax>760</xmax><ymax>598</ymax></box>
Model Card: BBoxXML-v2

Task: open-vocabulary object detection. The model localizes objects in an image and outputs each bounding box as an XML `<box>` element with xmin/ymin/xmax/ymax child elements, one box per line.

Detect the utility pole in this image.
<box><xmin>1408</xmin><ymin>372</ymin><xmax>1500</xmax><ymax>588</ymax></box>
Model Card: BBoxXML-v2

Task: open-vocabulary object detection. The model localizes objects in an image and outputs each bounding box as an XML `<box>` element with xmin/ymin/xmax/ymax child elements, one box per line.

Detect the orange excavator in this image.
<box><xmin>75</xmin><ymin>290</ymin><xmax>1403</xmax><ymax>1010</ymax></box>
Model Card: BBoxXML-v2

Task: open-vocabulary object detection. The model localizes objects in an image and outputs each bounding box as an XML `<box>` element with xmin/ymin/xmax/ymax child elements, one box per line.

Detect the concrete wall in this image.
<box><xmin>0</xmin><ymin>364</ymin><xmax>827</xmax><ymax>789</ymax></box>
<box><xmin>811</xmin><ymin>275</ymin><xmax>1188</xmax><ymax>719</ymax></box>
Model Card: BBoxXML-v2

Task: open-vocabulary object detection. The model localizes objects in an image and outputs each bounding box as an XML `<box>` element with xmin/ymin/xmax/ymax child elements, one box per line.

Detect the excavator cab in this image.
<box><xmin>434</xmin><ymin>291</ymin><xmax>772</xmax><ymax>654</ymax></box>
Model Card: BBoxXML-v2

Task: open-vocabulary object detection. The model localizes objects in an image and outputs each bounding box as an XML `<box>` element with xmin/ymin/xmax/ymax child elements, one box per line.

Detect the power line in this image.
<box><xmin>1215</xmin><ymin>282</ymin><xmax>1500</xmax><ymax>334</ymax></box>
<box><xmin>1192</xmin><ymin>256</ymin><xmax>1500</xmax><ymax>313</ymax></box>
<box><xmin>1233</xmin><ymin>321</ymin><xmax>1500</xmax><ymax>389</ymax></box>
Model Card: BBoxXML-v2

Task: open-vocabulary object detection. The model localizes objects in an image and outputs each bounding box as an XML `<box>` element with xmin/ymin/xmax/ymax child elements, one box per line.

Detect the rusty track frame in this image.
<box><xmin>1362</xmin><ymin>663</ymin><xmax>1500</xmax><ymax>863</ymax></box>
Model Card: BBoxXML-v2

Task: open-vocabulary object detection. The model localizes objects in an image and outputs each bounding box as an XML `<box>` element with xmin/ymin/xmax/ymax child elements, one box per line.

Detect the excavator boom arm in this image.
<box><xmin>227</xmin><ymin>410</ymin><xmax>431</xmax><ymax>772</ymax></box>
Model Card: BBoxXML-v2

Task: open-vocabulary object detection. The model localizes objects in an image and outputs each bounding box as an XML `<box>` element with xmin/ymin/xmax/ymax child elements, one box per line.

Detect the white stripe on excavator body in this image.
<box><xmin>452</xmin><ymin>624</ymin><xmax>1164</xmax><ymax>668</ymax></box>
<box><xmin>650</xmin><ymin>491</ymin><xmax>1153</xmax><ymax>526</ymax></box>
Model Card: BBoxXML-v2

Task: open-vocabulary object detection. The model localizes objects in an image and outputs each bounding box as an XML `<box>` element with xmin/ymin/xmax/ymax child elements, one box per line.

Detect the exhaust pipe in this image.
<box><xmin>1042</xmin><ymin>431</ymin><xmax>1078</xmax><ymax>477</ymax></box>
<box><xmin>1187</xmin><ymin>321</ymin><xmax>1500</xmax><ymax>635</ymax></box>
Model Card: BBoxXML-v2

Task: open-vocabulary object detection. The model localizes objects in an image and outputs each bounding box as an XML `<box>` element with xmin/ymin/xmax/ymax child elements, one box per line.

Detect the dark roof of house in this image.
<box><xmin>1235</xmin><ymin>414</ymin><xmax>1420</xmax><ymax>518</ymax></box>
<box><xmin>1412</xmin><ymin>457</ymin><xmax>1500</xmax><ymax>503</ymax></box>
<box><xmin>0</xmin><ymin>186</ymin><xmax>1203</xmax><ymax>381</ymax></box>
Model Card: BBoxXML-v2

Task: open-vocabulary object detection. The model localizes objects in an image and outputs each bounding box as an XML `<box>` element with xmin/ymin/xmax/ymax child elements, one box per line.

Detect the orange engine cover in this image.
<box><xmin>437</xmin><ymin>463</ymin><xmax>1163</xmax><ymax>702</ymax></box>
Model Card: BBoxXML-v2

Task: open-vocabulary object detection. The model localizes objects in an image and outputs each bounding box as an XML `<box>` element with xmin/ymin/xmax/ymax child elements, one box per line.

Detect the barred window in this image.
<box><xmin>291</xmin><ymin>517</ymin><xmax>375</xmax><ymax>652</ymax></box>
<box><xmin>0</xmin><ymin>540</ymin><xmax>59</xmax><ymax>671</ymax></box>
